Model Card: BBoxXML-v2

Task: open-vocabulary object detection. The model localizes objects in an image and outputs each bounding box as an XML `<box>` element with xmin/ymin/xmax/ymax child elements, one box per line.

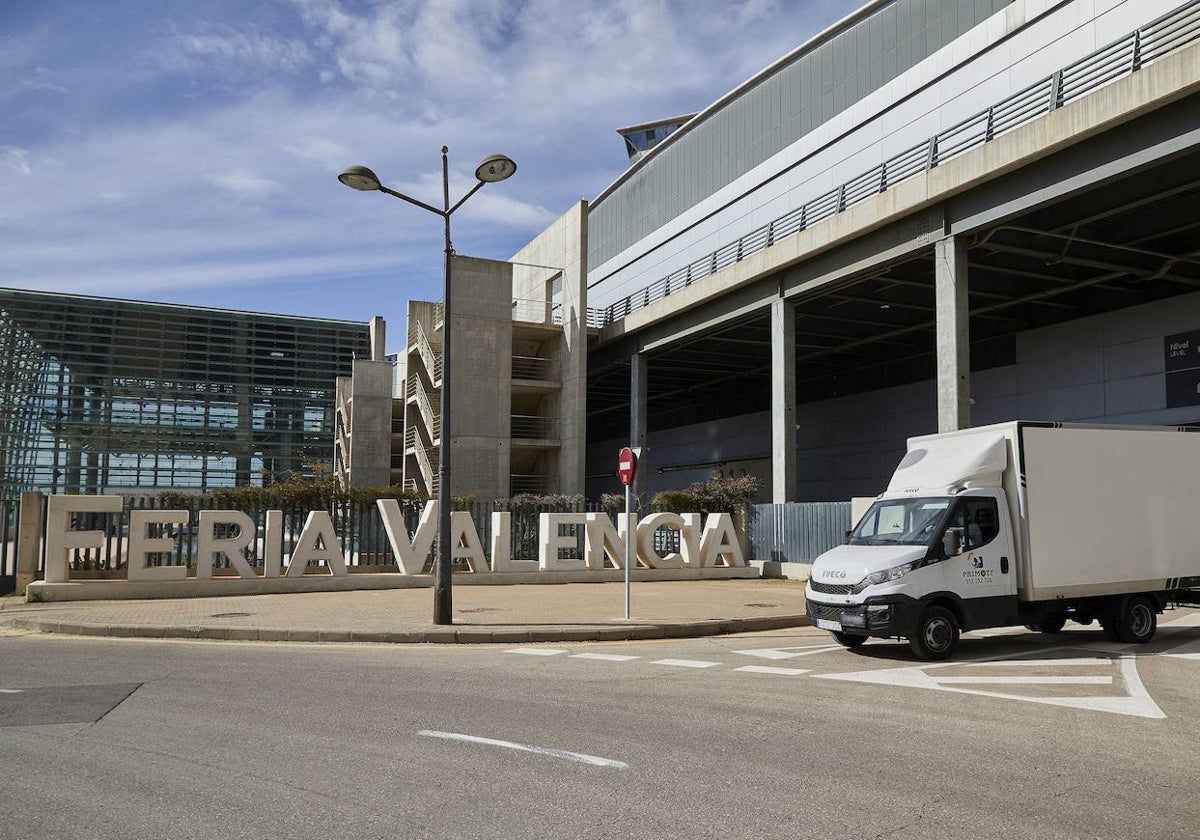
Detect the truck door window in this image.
<box><xmin>951</xmin><ymin>498</ymin><xmax>1000</xmax><ymax>549</ymax></box>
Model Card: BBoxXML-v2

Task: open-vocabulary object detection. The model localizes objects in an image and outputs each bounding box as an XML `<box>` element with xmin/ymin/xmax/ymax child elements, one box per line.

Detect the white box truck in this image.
<box><xmin>805</xmin><ymin>421</ymin><xmax>1200</xmax><ymax>660</ymax></box>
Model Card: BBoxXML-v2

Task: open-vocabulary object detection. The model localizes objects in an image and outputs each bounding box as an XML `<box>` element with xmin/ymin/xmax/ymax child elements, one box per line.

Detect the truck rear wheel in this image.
<box><xmin>1113</xmin><ymin>595</ymin><xmax>1157</xmax><ymax>644</ymax></box>
<box><xmin>909</xmin><ymin>606</ymin><xmax>959</xmax><ymax>660</ymax></box>
<box><xmin>831</xmin><ymin>631</ymin><xmax>867</xmax><ymax>648</ymax></box>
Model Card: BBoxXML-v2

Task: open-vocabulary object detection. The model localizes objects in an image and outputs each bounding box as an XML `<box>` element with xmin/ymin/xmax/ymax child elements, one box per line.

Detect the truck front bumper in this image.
<box><xmin>806</xmin><ymin>594</ymin><xmax>921</xmax><ymax>639</ymax></box>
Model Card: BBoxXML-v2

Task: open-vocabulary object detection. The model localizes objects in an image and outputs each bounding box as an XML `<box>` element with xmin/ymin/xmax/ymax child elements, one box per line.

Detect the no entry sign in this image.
<box><xmin>617</xmin><ymin>447</ymin><xmax>638</xmax><ymax>485</ymax></box>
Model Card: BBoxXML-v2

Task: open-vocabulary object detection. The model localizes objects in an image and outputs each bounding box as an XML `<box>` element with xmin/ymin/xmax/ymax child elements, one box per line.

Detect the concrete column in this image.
<box><xmin>16</xmin><ymin>491</ymin><xmax>43</xmax><ymax>593</ymax></box>
<box><xmin>369</xmin><ymin>316</ymin><xmax>386</xmax><ymax>362</ymax></box>
<box><xmin>934</xmin><ymin>235</ymin><xmax>971</xmax><ymax>432</ymax></box>
<box><xmin>630</xmin><ymin>352</ymin><xmax>648</xmax><ymax>512</ymax></box>
<box><xmin>771</xmin><ymin>298</ymin><xmax>796</xmax><ymax>503</ymax></box>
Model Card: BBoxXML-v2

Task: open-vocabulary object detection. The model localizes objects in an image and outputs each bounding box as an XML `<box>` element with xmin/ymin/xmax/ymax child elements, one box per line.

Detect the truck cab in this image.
<box><xmin>807</xmin><ymin>488</ymin><xmax>1018</xmax><ymax>658</ymax></box>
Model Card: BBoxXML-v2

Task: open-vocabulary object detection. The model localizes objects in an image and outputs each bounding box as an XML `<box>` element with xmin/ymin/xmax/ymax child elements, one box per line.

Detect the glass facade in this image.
<box><xmin>0</xmin><ymin>289</ymin><xmax>370</xmax><ymax>498</ymax></box>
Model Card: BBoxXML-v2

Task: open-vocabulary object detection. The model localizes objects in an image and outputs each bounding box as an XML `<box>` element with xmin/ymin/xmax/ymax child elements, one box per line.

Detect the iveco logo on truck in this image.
<box><xmin>824</xmin><ymin>570</ymin><xmax>848</xmax><ymax>579</ymax></box>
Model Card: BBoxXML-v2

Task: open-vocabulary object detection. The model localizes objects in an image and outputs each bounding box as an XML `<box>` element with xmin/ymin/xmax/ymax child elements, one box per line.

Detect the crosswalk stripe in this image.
<box><xmin>505</xmin><ymin>648</ymin><xmax>567</xmax><ymax>656</ymax></box>
<box><xmin>936</xmin><ymin>675</ymin><xmax>1113</xmax><ymax>685</ymax></box>
<box><xmin>570</xmin><ymin>653</ymin><xmax>640</xmax><ymax>662</ymax></box>
<box><xmin>651</xmin><ymin>659</ymin><xmax>720</xmax><ymax>669</ymax></box>
<box><xmin>734</xmin><ymin>666</ymin><xmax>810</xmax><ymax>676</ymax></box>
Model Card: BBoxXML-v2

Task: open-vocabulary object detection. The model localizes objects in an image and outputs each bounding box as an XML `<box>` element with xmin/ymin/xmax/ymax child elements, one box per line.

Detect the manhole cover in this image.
<box><xmin>744</xmin><ymin>603</ymin><xmax>778</xmax><ymax>608</ymax></box>
<box><xmin>210</xmin><ymin>612</ymin><xmax>252</xmax><ymax>618</ymax></box>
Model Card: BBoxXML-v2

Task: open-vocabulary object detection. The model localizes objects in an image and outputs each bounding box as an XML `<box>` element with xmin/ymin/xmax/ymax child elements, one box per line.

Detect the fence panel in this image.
<box><xmin>750</xmin><ymin>502</ymin><xmax>851</xmax><ymax>564</ymax></box>
<box><xmin>0</xmin><ymin>498</ymin><xmax>16</xmax><ymax>594</ymax></box>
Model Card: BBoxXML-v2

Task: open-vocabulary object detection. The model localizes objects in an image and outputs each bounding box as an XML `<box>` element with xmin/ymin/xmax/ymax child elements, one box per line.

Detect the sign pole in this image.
<box><xmin>624</xmin><ymin>481</ymin><xmax>632</xmax><ymax>620</ymax></box>
<box><xmin>617</xmin><ymin>446</ymin><xmax>638</xmax><ymax>621</ymax></box>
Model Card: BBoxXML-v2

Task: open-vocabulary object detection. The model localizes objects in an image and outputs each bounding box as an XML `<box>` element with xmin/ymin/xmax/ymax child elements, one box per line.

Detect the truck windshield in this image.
<box><xmin>850</xmin><ymin>497</ymin><xmax>951</xmax><ymax>546</ymax></box>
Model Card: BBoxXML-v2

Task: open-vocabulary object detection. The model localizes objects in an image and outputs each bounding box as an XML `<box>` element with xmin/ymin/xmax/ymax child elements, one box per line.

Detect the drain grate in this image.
<box><xmin>458</xmin><ymin>607</ymin><xmax>500</xmax><ymax>614</ymax></box>
<box><xmin>210</xmin><ymin>612</ymin><xmax>252</xmax><ymax>618</ymax></box>
<box><xmin>744</xmin><ymin>603</ymin><xmax>778</xmax><ymax>608</ymax></box>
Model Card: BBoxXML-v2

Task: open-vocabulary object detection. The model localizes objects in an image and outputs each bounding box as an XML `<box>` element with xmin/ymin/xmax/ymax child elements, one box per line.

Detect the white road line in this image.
<box><xmin>733</xmin><ymin>645</ymin><xmax>844</xmax><ymax>660</ymax></box>
<box><xmin>505</xmin><ymin>648</ymin><xmax>568</xmax><ymax>656</ymax></box>
<box><xmin>0</xmin><ymin>689</ymin><xmax>22</xmax><ymax>694</ymax></box>
<box><xmin>651</xmin><ymin>658</ymin><xmax>721</xmax><ymax>669</ymax></box>
<box><xmin>570</xmin><ymin>653</ymin><xmax>640</xmax><ymax>662</ymax></box>
<box><xmin>734</xmin><ymin>666</ymin><xmax>810</xmax><ymax>676</ymax></box>
<box><xmin>417</xmin><ymin>730</ymin><xmax>628</xmax><ymax>769</ymax></box>
<box><xmin>936</xmin><ymin>676</ymin><xmax>1113</xmax><ymax>685</ymax></box>
<box><xmin>964</xmin><ymin>657</ymin><xmax>1113</xmax><ymax>667</ymax></box>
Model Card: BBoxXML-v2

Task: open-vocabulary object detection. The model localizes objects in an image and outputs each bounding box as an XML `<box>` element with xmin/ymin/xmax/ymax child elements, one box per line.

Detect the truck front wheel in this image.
<box><xmin>1112</xmin><ymin>595</ymin><xmax>1157</xmax><ymax>644</ymax></box>
<box><xmin>909</xmin><ymin>606</ymin><xmax>960</xmax><ymax>660</ymax></box>
<box><xmin>831</xmin><ymin>631</ymin><xmax>867</xmax><ymax>648</ymax></box>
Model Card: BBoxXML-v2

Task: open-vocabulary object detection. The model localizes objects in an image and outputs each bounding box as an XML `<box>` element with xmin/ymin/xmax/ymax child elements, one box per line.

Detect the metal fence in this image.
<box><xmin>0</xmin><ymin>498</ymin><xmax>20</xmax><ymax>594</ymax></box>
<box><xmin>600</xmin><ymin>0</ymin><xmax>1200</xmax><ymax>325</ymax></box>
<box><xmin>749</xmin><ymin>502</ymin><xmax>852</xmax><ymax>564</ymax></box>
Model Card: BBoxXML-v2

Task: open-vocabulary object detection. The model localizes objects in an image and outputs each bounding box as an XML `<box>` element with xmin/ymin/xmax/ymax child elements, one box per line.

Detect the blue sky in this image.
<box><xmin>2</xmin><ymin>0</ymin><xmax>860</xmax><ymax>347</ymax></box>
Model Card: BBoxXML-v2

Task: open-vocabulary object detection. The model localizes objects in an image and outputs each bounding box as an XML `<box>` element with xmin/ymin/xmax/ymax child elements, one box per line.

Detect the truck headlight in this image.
<box><xmin>855</xmin><ymin>560</ymin><xmax>921</xmax><ymax>591</ymax></box>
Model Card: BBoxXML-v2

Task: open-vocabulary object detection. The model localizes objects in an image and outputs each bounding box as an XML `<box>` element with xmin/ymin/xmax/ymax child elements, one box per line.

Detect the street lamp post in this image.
<box><xmin>339</xmin><ymin>148</ymin><xmax>517</xmax><ymax>625</ymax></box>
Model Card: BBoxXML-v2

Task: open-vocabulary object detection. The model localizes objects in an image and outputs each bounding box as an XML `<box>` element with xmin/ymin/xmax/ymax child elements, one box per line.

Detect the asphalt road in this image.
<box><xmin>2</xmin><ymin>612</ymin><xmax>1198</xmax><ymax>839</ymax></box>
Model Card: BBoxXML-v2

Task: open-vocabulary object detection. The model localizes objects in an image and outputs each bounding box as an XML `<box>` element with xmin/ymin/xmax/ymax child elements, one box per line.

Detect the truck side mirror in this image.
<box><xmin>942</xmin><ymin>527</ymin><xmax>964</xmax><ymax>557</ymax></box>
<box><xmin>844</xmin><ymin>529</ymin><xmax>853</xmax><ymax>543</ymax></box>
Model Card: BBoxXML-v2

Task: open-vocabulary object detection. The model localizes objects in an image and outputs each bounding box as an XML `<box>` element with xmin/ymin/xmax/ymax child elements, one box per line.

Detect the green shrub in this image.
<box><xmin>651</xmin><ymin>471</ymin><xmax>760</xmax><ymax>515</ymax></box>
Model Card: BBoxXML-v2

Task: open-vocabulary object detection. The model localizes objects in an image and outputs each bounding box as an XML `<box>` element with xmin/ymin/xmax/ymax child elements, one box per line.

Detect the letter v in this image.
<box><xmin>377</xmin><ymin>499</ymin><xmax>438</xmax><ymax>575</ymax></box>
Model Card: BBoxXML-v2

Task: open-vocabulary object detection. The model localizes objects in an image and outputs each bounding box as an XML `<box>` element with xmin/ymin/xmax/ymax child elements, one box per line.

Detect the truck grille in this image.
<box><xmin>808</xmin><ymin>603</ymin><xmax>846</xmax><ymax>621</ymax></box>
<box><xmin>809</xmin><ymin>580</ymin><xmax>854</xmax><ymax>596</ymax></box>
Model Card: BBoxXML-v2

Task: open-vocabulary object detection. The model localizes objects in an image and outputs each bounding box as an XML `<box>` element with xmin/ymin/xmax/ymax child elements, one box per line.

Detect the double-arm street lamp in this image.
<box><xmin>338</xmin><ymin>148</ymin><xmax>517</xmax><ymax>625</ymax></box>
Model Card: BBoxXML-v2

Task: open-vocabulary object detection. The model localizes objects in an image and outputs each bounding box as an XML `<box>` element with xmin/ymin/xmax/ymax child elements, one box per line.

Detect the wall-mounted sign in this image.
<box><xmin>1165</xmin><ymin>329</ymin><xmax>1200</xmax><ymax>408</ymax></box>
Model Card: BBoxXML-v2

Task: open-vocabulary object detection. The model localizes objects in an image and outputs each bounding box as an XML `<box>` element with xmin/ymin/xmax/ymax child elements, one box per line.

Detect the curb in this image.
<box><xmin>2</xmin><ymin>614</ymin><xmax>809</xmax><ymax>644</ymax></box>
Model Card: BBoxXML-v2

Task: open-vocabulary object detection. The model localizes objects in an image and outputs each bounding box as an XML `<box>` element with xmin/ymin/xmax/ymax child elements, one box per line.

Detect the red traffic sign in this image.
<box><xmin>617</xmin><ymin>447</ymin><xmax>638</xmax><ymax>485</ymax></box>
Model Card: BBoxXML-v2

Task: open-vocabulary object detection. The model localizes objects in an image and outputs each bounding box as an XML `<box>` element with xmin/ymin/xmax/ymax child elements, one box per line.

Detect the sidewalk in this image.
<box><xmin>0</xmin><ymin>579</ymin><xmax>809</xmax><ymax>644</ymax></box>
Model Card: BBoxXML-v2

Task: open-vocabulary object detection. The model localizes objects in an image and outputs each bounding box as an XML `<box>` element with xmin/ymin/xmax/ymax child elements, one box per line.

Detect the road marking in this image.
<box><xmin>505</xmin><ymin>648</ymin><xmax>568</xmax><ymax>656</ymax></box>
<box><xmin>0</xmin><ymin>689</ymin><xmax>23</xmax><ymax>694</ymax></box>
<box><xmin>964</xmin><ymin>657</ymin><xmax>1112</xmax><ymax>667</ymax></box>
<box><xmin>570</xmin><ymin>653</ymin><xmax>640</xmax><ymax>662</ymax></box>
<box><xmin>815</xmin><ymin>649</ymin><xmax>1164</xmax><ymax>719</ymax></box>
<box><xmin>417</xmin><ymin>730</ymin><xmax>628</xmax><ymax>769</ymax></box>
<box><xmin>734</xmin><ymin>666</ymin><xmax>810</xmax><ymax>676</ymax></box>
<box><xmin>936</xmin><ymin>676</ymin><xmax>1113</xmax><ymax>685</ymax></box>
<box><xmin>733</xmin><ymin>644</ymin><xmax>844</xmax><ymax>660</ymax></box>
<box><xmin>651</xmin><ymin>659</ymin><xmax>720</xmax><ymax>669</ymax></box>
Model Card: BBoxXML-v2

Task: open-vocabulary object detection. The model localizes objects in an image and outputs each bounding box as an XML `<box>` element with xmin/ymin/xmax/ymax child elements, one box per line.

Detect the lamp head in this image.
<box><xmin>338</xmin><ymin>165</ymin><xmax>382</xmax><ymax>191</ymax></box>
<box><xmin>475</xmin><ymin>153</ymin><xmax>517</xmax><ymax>183</ymax></box>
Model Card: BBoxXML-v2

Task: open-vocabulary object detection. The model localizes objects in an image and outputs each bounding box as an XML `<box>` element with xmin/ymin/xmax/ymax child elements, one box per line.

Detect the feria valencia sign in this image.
<box><xmin>42</xmin><ymin>495</ymin><xmax>745</xmax><ymax>585</ymax></box>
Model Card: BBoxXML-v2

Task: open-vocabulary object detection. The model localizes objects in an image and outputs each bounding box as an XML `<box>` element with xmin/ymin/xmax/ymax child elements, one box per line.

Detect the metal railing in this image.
<box><xmin>406</xmin><ymin>372</ymin><xmax>440</xmax><ymax>444</ymax></box>
<box><xmin>512</xmin><ymin>355</ymin><xmax>555</xmax><ymax>381</ymax></box>
<box><xmin>408</xmin><ymin>320</ymin><xmax>442</xmax><ymax>385</ymax></box>
<box><xmin>510</xmin><ymin>414</ymin><xmax>559</xmax><ymax>440</ymax></box>
<box><xmin>511</xmin><ymin>297</ymin><xmax>607</xmax><ymax>329</ymax></box>
<box><xmin>600</xmin><ymin>0</ymin><xmax>1200</xmax><ymax>326</ymax></box>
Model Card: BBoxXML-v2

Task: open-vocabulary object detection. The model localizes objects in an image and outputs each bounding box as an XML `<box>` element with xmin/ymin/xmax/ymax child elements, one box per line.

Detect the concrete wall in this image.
<box><xmin>589</xmin><ymin>289</ymin><xmax>1200</xmax><ymax>501</ymax></box>
<box><xmin>511</xmin><ymin>200</ymin><xmax>589</xmax><ymax>495</ymax></box>
<box><xmin>450</xmin><ymin>256</ymin><xmax>514</xmax><ymax>501</ymax></box>
<box><xmin>344</xmin><ymin>359</ymin><xmax>394</xmax><ymax>488</ymax></box>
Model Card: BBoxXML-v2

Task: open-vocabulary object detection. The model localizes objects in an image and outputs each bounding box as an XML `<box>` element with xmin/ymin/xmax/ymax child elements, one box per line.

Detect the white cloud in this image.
<box><xmin>151</xmin><ymin>21</ymin><xmax>313</xmax><ymax>77</ymax></box>
<box><xmin>210</xmin><ymin>169</ymin><xmax>282</xmax><ymax>196</ymax></box>
<box><xmin>1</xmin><ymin>146</ymin><xmax>31</xmax><ymax>175</ymax></box>
<box><xmin>1</xmin><ymin>0</ymin><xmax>863</xmax><ymax>322</ymax></box>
